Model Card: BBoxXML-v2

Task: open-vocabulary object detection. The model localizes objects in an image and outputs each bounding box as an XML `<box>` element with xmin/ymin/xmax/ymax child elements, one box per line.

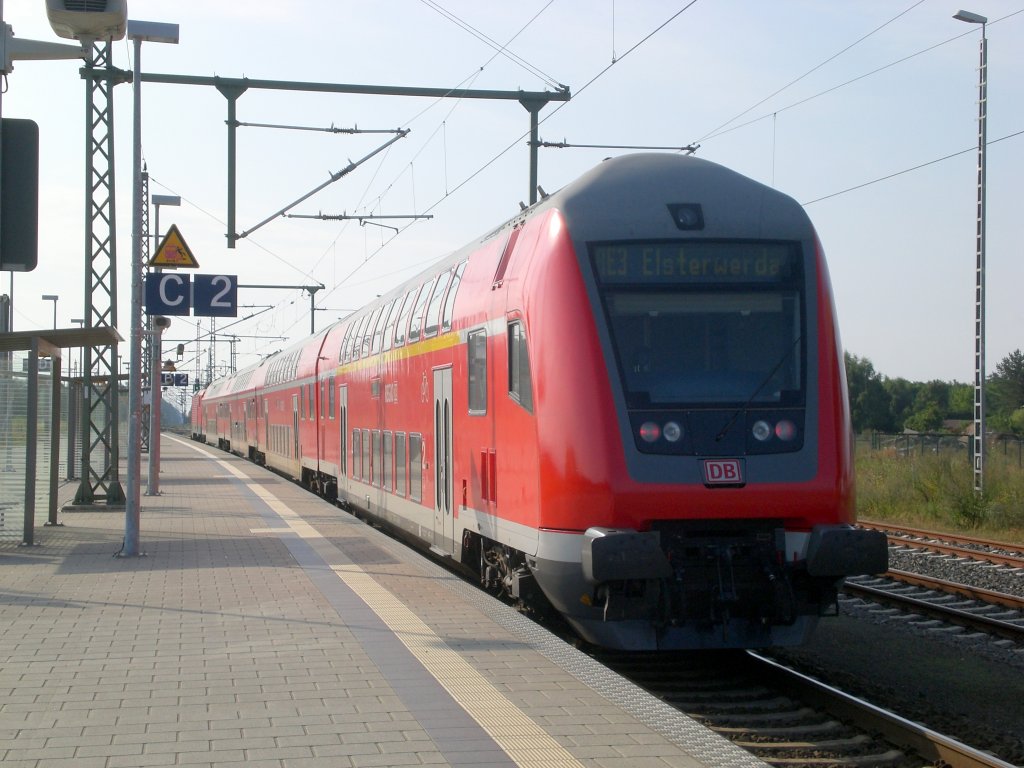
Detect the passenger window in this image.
<box><xmin>393</xmin><ymin>288</ymin><xmax>417</xmax><ymax>348</ymax></box>
<box><xmin>371</xmin><ymin>430</ymin><xmax>381</xmax><ymax>486</ymax></box>
<box><xmin>468</xmin><ymin>329</ymin><xmax>487</xmax><ymax>415</ymax></box>
<box><xmin>372</xmin><ymin>301</ymin><xmax>393</xmax><ymax>355</ymax></box>
<box><xmin>342</xmin><ymin>320</ymin><xmax>358</xmax><ymax>362</ymax></box>
<box><xmin>383</xmin><ymin>431</ymin><xmax>394</xmax><ymax>491</ymax></box>
<box><xmin>409</xmin><ymin>433</ymin><xmax>422</xmax><ymax>502</ymax></box>
<box><xmin>381</xmin><ymin>299</ymin><xmax>398</xmax><ymax>352</ymax></box>
<box><xmin>363</xmin><ymin>307</ymin><xmax>383</xmax><ymax>358</ymax></box>
<box><xmin>339</xmin><ymin>321</ymin><xmax>354</xmax><ymax>362</ymax></box>
<box><xmin>442</xmin><ymin>261</ymin><xmax>467</xmax><ymax>332</ymax></box>
<box><xmin>352</xmin><ymin>429</ymin><xmax>361</xmax><ymax>479</ymax></box>
<box><xmin>508</xmin><ymin>321</ymin><xmax>534</xmax><ymax>413</ymax></box>
<box><xmin>361</xmin><ymin>429</ymin><xmax>371</xmax><ymax>482</ymax></box>
<box><xmin>351</xmin><ymin>314</ymin><xmax>370</xmax><ymax>360</ymax></box>
<box><xmin>395</xmin><ymin>432</ymin><xmax>407</xmax><ymax>496</ymax></box>
<box><xmin>407</xmin><ymin>278</ymin><xmax>435</xmax><ymax>343</ymax></box>
<box><xmin>424</xmin><ymin>268</ymin><xmax>453</xmax><ymax>338</ymax></box>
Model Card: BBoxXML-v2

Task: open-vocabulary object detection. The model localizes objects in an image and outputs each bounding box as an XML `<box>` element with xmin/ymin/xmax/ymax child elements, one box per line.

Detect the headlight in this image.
<box><xmin>752</xmin><ymin>420</ymin><xmax>772</xmax><ymax>442</ymax></box>
<box><xmin>663</xmin><ymin>421</ymin><xmax>683</xmax><ymax>442</ymax></box>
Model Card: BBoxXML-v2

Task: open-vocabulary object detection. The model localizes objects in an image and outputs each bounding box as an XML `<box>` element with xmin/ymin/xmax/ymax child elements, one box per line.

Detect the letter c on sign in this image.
<box><xmin>160</xmin><ymin>274</ymin><xmax>186</xmax><ymax>306</ymax></box>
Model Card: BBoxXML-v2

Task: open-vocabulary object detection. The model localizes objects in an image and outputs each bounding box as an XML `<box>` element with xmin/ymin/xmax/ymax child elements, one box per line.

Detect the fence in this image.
<box><xmin>0</xmin><ymin>351</ymin><xmax>129</xmax><ymax>541</ymax></box>
<box><xmin>859</xmin><ymin>431</ymin><xmax>1024</xmax><ymax>469</ymax></box>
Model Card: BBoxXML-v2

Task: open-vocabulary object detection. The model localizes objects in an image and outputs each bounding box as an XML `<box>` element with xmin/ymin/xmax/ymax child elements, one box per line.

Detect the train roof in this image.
<box><xmin>537</xmin><ymin>153</ymin><xmax>813</xmax><ymax>244</ymax></box>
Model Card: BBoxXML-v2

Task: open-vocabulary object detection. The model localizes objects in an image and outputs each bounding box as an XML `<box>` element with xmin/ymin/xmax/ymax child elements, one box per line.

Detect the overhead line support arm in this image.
<box><xmin>136</xmin><ymin>73</ymin><xmax>571</xmax><ymax>245</ymax></box>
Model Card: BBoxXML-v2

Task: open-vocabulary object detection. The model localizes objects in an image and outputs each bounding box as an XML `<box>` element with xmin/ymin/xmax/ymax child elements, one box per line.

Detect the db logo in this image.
<box><xmin>703</xmin><ymin>458</ymin><xmax>744</xmax><ymax>486</ymax></box>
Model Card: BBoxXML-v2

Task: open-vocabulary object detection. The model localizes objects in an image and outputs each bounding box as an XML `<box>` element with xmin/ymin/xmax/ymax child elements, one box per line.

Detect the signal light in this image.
<box><xmin>775</xmin><ymin>420</ymin><xmax>797</xmax><ymax>441</ymax></box>
<box><xmin>639</xmin><ymin>422</ymin><xmax>660</xmax><ymax>442</ymax></box>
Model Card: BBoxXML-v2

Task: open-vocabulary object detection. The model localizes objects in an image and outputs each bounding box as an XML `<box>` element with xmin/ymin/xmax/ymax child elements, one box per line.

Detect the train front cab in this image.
<box><xmin>518</xmin><ymin>156</ymin><xmax>888</xmax><ymax>650</ymax></box>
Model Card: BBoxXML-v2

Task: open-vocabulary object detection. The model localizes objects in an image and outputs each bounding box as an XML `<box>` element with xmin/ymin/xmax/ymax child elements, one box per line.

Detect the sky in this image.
<box><xmin>3</xmin><ymin>0</ymin><xmax>1023</xmax><ymax>396</ymax></box>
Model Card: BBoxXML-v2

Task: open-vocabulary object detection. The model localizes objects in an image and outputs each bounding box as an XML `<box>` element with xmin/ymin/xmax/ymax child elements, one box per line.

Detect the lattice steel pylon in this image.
<box><xmin>73</xmin><ymin>42</ymin><xmax>128</xmax><ymax>506</ymax></box>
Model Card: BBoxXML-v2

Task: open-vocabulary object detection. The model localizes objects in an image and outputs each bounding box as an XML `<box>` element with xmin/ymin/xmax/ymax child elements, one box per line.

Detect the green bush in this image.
<box><xmin>854</xmin><ymin>443</ymin><xmax>1024</xmax><ymax>542</ymax></box>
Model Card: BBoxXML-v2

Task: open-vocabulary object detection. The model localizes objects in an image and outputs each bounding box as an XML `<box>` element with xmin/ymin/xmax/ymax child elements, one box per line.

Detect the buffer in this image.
<box><xmin>150</xmin><ymin>224</ymin><xmax>199</xmax><ymax>268</ymax></box>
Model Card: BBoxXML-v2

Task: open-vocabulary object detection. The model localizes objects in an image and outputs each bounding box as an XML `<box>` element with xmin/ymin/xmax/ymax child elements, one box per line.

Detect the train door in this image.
<box><xmin>432</xmin><ymin>367</ymin><xmax>454</xmax><ymax>553</ymax></box>
<box><xmin>338</xmin><ymin>385</ymin><xmax>348</xmax><ymax>498</ymax></box>
<box><xmin>263</xmin><ymin>399</ymin><xmax>269</xmax><ymax>453</ymax></box>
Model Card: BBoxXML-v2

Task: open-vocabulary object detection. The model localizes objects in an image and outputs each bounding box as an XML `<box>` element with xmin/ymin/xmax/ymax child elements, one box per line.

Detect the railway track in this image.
<box><xmin>843</xmin><ymin>571</ymin><xmax>1024</xmax><ymax>644</ymax></box>
<box><xmin>844</xmin><ymin>522</ymin><xmax>1024</xmax><ymax>644</ymax></box>
<box><xmin>859</xmin><ymin>521</ymin><xmax>1024</xmax><ymax>569</ymax></box>
<box><xmin>593</xmin><ymin>648</ymin><xmax>1016</xmax><ymax>768</ymax></box>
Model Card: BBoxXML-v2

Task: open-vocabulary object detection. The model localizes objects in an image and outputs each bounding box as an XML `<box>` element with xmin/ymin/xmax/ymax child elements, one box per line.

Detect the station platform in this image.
<box><xmin>0</xmin><ymin>434</ymin><xmax>764</xmax><ymax>768</ymax></box>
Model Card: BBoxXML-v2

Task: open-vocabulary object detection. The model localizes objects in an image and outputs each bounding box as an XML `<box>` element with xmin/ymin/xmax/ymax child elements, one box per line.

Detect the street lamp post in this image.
<box><xmin>124</xmin><ymin>19</ymin><xmax>179</xmax><ymax>557</ymax></box>
<box><xmin>953</xmin><ymin>9</ymin><xmax>987</xmax><ymax>496</ymax></box>
<box><xmin>41</xmin><ymin>294</ymin><xmax>59</xmax><ymax>329</ymax></box>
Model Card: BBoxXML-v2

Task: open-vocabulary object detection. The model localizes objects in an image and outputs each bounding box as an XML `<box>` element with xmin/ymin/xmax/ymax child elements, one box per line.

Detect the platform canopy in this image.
<box><xmin>0</xmin><ymin>326</ymin><xmax>122</xmax><ymax>355</ymax></box>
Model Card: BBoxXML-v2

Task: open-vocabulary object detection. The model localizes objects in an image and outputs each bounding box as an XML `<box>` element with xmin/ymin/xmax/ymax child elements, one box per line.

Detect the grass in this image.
<box><xmin>854</xmin><ymin>442</ymin><xmax>1024</xmax><ymax>544</ymax></box>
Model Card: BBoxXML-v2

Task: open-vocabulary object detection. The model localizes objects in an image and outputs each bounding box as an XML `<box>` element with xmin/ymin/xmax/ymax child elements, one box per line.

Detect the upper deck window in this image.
<box><xmin>424</xmin><ymin>268</ymin><xmax>453</xmax><ymax>338</ymax></box>
<box><xmin>408</xmin><ymin>277</ymin><xmax>436</xmax><ymax>343</ymax></box>
<box><xmin>442</xmin><ymin>261</ymin><xmax>467</xmax><ymax>332</ymax></box>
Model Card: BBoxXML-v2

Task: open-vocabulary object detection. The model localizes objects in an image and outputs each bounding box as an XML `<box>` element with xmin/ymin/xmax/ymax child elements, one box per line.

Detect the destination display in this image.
<box><xmin>592</xmin><ymin>241</ymin><xmax>798</xmax><ymax>284</ymax></box>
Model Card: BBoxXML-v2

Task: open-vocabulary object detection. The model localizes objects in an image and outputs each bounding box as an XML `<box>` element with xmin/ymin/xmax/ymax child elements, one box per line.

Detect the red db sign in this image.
<box><xmin>703</xmin><ymin>459</ymin><xmax>744</xmax><ymax>486</ymax></box>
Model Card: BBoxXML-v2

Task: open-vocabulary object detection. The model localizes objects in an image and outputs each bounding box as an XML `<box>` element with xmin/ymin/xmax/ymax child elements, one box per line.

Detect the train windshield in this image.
<box><xmin>591</xmin><ymin>241</ymin><xmax>804</xmax><ymax>407</ymax></box>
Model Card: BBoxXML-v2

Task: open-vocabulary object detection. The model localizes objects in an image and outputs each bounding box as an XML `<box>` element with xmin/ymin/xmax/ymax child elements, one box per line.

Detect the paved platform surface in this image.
<box><xmin>0</xmin><ymin>434</ymin><xmax>765</xmax><ymax>768</ymax></box>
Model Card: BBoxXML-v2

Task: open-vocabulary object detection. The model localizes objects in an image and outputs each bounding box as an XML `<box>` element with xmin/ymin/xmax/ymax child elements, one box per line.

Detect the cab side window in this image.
<box><xmin>508</xmin><ymin>320</ymin><xmax>533</xmax><ymax>413</ymax></box>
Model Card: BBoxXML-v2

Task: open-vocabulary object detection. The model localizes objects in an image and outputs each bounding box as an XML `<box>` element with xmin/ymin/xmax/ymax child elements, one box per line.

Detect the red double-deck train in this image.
<box><xmin>191</xmin><ymin>153</ymin><xmax>887</xmax><ymax>650</ymax></box>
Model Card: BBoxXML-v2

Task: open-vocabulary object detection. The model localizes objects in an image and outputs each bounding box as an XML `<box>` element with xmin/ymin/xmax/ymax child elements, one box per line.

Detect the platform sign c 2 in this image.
<box><xmin>145</xmin><ymin>272</ymin><xmax>237</xmax><ymax>318</ymax></box>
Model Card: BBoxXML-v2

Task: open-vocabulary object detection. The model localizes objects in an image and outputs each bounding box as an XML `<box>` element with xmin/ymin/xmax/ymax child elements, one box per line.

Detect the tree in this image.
<box><xmin>948</xmin><ymin>383</ymin><xmax>973</xmax><ymax>420</ymax></box>
<box><xmin>884</xmin><ymin>377</ymin><xmax>917</xmax><ymax>432</ymax></box>
<box><xmin>844</xmin><ymin>353</ymin><xmax>892</xmax><ymax>432</ymax></box>
<box><xmin>989</xmin><ymin>349</ymin><xmax>1024</xmax><ymax>422</ymax></box>
<box><xmin>904</xmin><ymin>388</ymin><xmax>944</xmax><ymax>432</ymax></box>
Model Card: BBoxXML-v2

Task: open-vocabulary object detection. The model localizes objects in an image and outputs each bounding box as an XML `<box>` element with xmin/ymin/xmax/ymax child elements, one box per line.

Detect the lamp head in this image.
<box><xmin>46</xmin><ymin>0</ymin><xmax>127</xmax><ymax>42</ymax></box>
<box><xmin>953</xmin><ymin>10</ymin><xmax>988</xmax><ymax>24</ymax></box>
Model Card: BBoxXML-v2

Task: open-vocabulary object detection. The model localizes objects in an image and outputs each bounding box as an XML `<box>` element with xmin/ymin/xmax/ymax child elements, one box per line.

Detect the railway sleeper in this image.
<box><xmin>733</xmin><ymin>734</ymin><xmax>873</xmax><ymax>750</ymax></box>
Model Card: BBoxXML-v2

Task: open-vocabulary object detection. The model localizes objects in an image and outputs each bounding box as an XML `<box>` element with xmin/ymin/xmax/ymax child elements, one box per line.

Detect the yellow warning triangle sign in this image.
<box><xmin>150</xmin><ymin>224</ymin><xmax>200</xmax><ymax>268</ymax></box>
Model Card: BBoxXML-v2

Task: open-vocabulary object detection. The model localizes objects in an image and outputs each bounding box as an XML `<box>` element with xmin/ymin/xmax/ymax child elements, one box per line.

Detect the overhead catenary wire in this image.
<box><xmin>698</xmin><ymin>9</ymin><xmax>1024</xmax><ymax>145</ymax></box>
<box><xmin>802</xmin><ymin>129</ymin><xmax>1024</xmax><ymax>206</ymax></box>
<box><xmin>694</xmin><ymin>0</ymin><xmax>928</xmax><ymax>144</ymax></box>
<box><xmin>417</xmin><ymin>0</ymin><xmax>564</xmax><ymax>91</ymax></box>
